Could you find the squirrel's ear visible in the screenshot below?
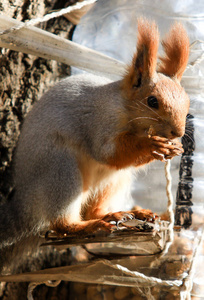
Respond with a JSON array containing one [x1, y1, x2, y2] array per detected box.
[[123, 18, 159, 90], [158, 23, 189, 81]]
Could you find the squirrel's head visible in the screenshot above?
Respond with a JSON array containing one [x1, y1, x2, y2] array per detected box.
[[121, 18, 190, 139]]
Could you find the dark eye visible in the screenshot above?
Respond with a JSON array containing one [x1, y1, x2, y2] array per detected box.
[[147, 96, 159, 109]]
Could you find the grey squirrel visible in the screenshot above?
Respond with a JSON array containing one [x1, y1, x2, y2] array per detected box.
[[0, 19, 190, 271]]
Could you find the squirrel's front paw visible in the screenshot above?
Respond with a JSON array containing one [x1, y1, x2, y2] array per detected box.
[[150, 136, 183, 161]]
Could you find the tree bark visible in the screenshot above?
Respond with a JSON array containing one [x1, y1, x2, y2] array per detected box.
[[0, 0, 77, 298]]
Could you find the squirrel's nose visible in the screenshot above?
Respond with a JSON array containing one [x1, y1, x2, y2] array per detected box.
[[170, 130, 179, 138], [160, 124, 185, 139], [155, 123, 185, 139], [170, 127, 185, 138]]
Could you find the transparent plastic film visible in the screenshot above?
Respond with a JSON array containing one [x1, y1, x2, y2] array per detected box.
[[73, 0, 204, 225], [72, 0, 204, 298]]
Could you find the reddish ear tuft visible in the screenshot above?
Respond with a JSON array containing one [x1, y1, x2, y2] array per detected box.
[[158, 23, 189, 81], [136, 18, 159, 78], [122, 18, 159, 93]]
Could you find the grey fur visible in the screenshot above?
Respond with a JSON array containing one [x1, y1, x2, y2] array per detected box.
[[0, 69, 189, 272], [0, 74, 128, 270], [0, 19, 191, 273]]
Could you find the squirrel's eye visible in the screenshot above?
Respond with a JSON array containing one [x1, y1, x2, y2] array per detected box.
[[147, 96, 159, 109]]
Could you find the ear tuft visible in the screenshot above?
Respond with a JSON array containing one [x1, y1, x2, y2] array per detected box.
[[122, 18, 159, 93], [158, 22, 189, 81], [136, 18, 159, 78]]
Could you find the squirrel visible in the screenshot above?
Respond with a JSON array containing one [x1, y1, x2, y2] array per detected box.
[[0, 19, 190, 271]]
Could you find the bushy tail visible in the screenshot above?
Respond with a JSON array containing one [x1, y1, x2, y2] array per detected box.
[[0, 200, 23, 249], [0, 199, 42, 273]]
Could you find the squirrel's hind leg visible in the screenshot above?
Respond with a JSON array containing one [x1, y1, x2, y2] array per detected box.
[[50, 218, 114, 236], [102, 209, 157, 224], [50, 209, 157, 237]]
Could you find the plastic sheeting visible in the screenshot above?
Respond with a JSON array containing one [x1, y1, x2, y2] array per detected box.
[[72, 2, 204, 296], [73, 0, 204, 216]]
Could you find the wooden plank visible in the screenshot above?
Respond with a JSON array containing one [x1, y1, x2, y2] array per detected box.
[[0, 15, 125, 77]]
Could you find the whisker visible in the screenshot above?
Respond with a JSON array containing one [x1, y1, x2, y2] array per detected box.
[[126, 95, 164, 120], [185, 128, 194, 134], [128, 116, 159, 123], [126, 104, 144, 112], [183, 132, 195, 144], [138, 100, 165, 121], [185, 128, 195, 136], [182, 134, 189, 144]]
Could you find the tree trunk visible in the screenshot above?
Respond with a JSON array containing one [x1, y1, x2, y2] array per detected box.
[[0, 0, 77, 298]]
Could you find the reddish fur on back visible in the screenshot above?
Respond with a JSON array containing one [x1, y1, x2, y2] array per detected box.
[[158, 22, 189, 81]]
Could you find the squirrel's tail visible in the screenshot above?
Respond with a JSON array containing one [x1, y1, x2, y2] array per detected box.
[[0, 197, 24, 249], [0, 197, 42, 274]]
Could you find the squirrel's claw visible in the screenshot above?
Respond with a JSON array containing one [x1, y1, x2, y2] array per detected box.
[[150, 136, 184, 161], [131, 209, 158, 222], [102, 211, 135, 223]]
